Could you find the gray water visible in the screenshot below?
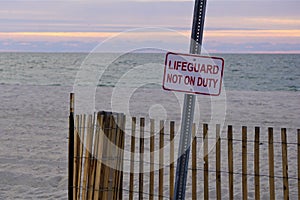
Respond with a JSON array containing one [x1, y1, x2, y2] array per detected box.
[[1, 53, 299, 92], [0, 53, 299, 199]]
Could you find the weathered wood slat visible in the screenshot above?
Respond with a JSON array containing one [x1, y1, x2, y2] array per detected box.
[[129, 117, 136, 200], [82, 115, 93, 200], [93, 113, 104, 200], [254, 127, 260, 200], [139, 118, 145, 200], [192, 123, 197, 200], [298, 129, 300, 200], [216, 124, 221, 200], [170, 121, 175, 200], [268, 127, 275, 200], [159, 120, 164, 200], [228, 125, 234, 200], [149, 119, 155, 200], [281, 128, 289, 200], [242, 126, 248, 200], [203, 124, 209, 200]]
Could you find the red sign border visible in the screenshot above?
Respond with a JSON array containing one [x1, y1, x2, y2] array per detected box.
[[162, 52, 225, 96]]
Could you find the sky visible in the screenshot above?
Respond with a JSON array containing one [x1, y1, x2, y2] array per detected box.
[[1, 0, 300, 53]]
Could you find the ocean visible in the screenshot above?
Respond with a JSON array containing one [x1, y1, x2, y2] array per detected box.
[[0, 53, 299, 199]]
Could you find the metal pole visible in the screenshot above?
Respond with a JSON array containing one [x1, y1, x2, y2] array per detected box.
[[174, 0, 207, 199], [69, 93, 74, 200]]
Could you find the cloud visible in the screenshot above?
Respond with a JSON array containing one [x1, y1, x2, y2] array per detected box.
[[0, 1, 194, 32], [1, 1, 299, 32], [0, 28, 299, 52], [1, 1, 299, 53]]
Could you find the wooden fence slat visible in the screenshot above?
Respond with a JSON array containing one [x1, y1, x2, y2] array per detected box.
[[281, 128, 289, 200], [268, 127, 275, 200], [298, 129, 300, 200], [113, 114, 125, 200], [228, 125, 234, 200], [98, 112, 107, 199], [139, 118, 145, 200], [254, 127, 260, 200], [104, 114, 115, 199], [82, 115, 93, 200], [115, 114, 125, 200], [69, 93, 74, 200], [203, 124, 209, 200], [108, 114, 117, 199], [108, 114, 116, 199], [111, 114, 120, 200], [216, 124, 221, 200], [159, 120, 164, 200], [87, 113, 96, 200], [112, 114, 122, 200], [73, 115, 80, 199], [119, 114, 126, 200], [170, 121, 175, 200], [149, 119, 155, 200], [111, 115, 118, 200], [192, 123, 197, 200], [100, 113, 113, 200], [75, 114, 82, 200], [129, 117, 136, 200], [93, 113, 104, 200], [77, 114, 86, 200], [242, 126, 248, 200]]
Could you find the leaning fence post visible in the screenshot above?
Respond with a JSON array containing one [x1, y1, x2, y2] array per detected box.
[[69, 93, 74, 200]]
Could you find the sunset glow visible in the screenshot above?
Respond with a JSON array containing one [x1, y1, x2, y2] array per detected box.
[[1, 1, 299, 52], [207, 30, 300, 38], [1, 29, 299, 41]]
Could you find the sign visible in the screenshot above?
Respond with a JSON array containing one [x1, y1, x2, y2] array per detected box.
[[163, 52, 224, 96]]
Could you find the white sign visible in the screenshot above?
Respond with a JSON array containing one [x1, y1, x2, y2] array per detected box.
[[163, 52, 224, 96]]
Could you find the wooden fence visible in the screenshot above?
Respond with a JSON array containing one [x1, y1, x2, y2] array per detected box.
[[69, 94, 300, 200]]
